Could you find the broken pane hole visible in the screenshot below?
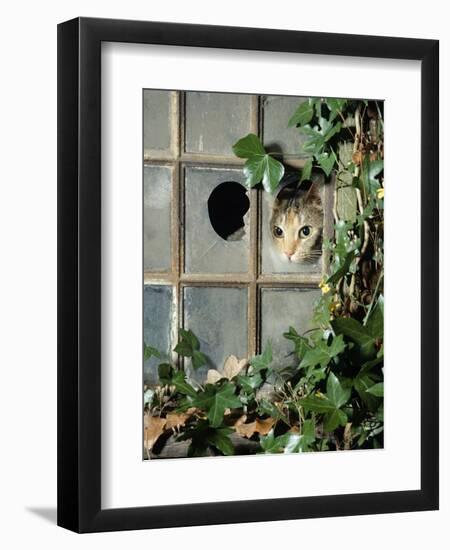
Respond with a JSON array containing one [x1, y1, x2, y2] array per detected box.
[[207, 181, 250, 241]]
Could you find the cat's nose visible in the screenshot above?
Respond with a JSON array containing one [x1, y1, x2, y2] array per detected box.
[[285, 251, 294, 260]]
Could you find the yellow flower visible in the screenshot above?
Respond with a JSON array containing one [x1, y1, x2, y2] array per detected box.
[[377, 187, 384, 200], [321, 283, 331, 294], [319, 277, 331, 295]]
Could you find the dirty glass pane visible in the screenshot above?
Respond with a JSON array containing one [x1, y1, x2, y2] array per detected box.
[[262, 95, 308, 157], [260, 187, 323, 274], [260, 288, 320, 370], [144, 165, 172, 272], [184, 166, 249, 273], [185, 92, 253, 156], [143, 90, 174, 155], [183, 287, 248, 381], [143, 285, 173, 384]]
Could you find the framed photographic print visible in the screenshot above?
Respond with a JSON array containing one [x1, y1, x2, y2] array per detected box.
[[57, 17, 439, 533]]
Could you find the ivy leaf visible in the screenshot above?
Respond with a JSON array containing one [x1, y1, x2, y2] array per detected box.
[[249, 342, 273, 372], [174, 329, 208, 370], [331, 317, 377, 359], [171, 370, 197, 398], [237, 372, 264, 393], [205, 428, 235, 456], [324, 409, 347, 432], [283, 327, 311, 360], [316, 151, 336, 177], [327, 250, 356, 285], [192, 350, 208, 370], [365, 295, 384, 339], [232, 133, 266, 157], [244, 155, 285, 194], [299, 334, 346, 369], [258, 398, 290, 425], [299, 394, 336, 413], [288, 100, 315, 127], [157, 363, 173, 384], [192, 383, 242, 428], [233, 134, 285, 194], [354, 373, 381, 411], [300, 158, 313, 183], [326, 372, 351, 409], [366, 382, 384, 397], [144, 344, 161, 361], [325, 98, 347, 122]]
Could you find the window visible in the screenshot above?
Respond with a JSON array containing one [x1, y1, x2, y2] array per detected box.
[[143, 90, 334, 384]]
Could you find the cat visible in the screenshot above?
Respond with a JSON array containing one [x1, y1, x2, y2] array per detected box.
[[268, 175, 323, 267]]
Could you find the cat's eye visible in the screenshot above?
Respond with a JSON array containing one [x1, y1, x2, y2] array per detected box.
[[273, 226, 284, 238], [299, 226, 311, 237]]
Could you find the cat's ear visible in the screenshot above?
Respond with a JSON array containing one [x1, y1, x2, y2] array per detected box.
[[304, 181, 322, 205]]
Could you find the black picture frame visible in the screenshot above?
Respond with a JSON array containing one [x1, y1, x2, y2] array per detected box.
[[57, 17, 439, 533]]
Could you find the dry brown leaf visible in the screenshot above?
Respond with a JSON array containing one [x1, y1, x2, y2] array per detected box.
[[352, 151, 362, 165], [144, 415, 166, 451], [206, 369, 222, 384], [223, 355, 247, 380], [255, 417, 275, 435], [165, 412, 189, 431], [234, 415, 275, 439]]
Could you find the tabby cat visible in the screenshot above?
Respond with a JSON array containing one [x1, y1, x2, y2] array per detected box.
[[268, 178, 323, 267]]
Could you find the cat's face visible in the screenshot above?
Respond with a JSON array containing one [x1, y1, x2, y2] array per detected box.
[[269, 185, 323, 264]]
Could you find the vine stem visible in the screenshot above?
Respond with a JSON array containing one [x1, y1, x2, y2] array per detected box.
[[363, 270, 384, 325]]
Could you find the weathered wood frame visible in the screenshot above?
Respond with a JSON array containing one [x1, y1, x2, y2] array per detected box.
[[143, 90, 334, 359]]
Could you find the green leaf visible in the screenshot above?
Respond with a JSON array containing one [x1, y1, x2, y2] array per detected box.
[[327, 250, 356, 285], [324, 408, 347, 432], [206, 428, 235, 456], [233, 134, 285, 194], [369, 159, 384, 181], [365, 295, 384, 339], [316, 151, 336, 177], [258, 399, 290, 425], [300, 158, 313, 183], [180, 328, 200, 350], [192, 383, 242, 428], [249, 342, 273, 372], [192, 350, 207, 370], [237, 372, 264, 393], [288, 100, 315, 127], [232, 133, 265, 158], [283, 327, 311, 360], [366, 382, 384, 397], [326, 372, 351, 408], [144, 344, 161, 361], [174, 329, 208, 369], [326, 98, 347, 122], [242, 153, 285, 194], [331, 317, 377, 359], [171, 370, 197, 398], [299, 395, 336, 414], [354, 373, 381, 410], [299, 334, 346, 369], [157, 363, 173, 384]]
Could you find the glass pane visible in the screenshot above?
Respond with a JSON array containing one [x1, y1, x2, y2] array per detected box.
[[260, 288, 320, 369], [144, 165, 172, 272], [143, 285, 173, 384], [184, 166, 250, 273], [143, 89, 175, 155], [185, 92, 253, 156], [183, 287, 248, 381], [261, 182, 324, 274], [262, 95, 308, 157]]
